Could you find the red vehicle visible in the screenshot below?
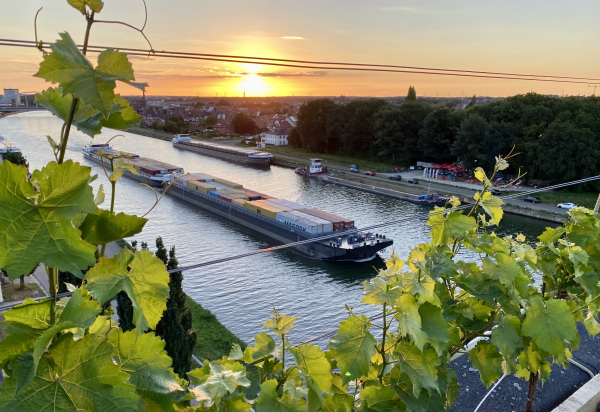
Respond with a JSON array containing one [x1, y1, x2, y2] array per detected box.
[[364, 171, 376, 176]]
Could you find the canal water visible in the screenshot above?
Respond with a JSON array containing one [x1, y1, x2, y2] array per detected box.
[[0, 111, 556, 344]]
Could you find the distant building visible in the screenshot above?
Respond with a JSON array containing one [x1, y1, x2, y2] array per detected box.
[[1, 89, 21, 106], [261, 129, 289, 146]]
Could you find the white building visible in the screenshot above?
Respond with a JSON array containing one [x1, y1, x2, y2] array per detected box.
[[261, 129, 289, 146]]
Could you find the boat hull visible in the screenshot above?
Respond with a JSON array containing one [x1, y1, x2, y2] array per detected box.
[[166, 184, 392, 262], [173, 142, 271, 168], [83, 152, 167, 187]]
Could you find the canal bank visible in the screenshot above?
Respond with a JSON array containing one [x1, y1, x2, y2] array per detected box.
[[273, 155, 567, 223]]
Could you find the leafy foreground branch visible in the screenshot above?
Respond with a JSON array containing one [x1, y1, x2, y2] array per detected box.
[[1, 1, 599, 411]]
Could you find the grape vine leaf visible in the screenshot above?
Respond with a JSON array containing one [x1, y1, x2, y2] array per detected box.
[[253, 379, 308, 412], [264, 313, 297, 336], [400, 272, 441, 307], [362, 276, 402, 306], [80, 209, 147, 244], [397, 294, 428, 351], [329, 315, 377, 385], [418, 303, 451, 355], [68, 0, 104, 14], [35, 88, 142, 137], [427, 210, 477, 245], [475, 191, 504, 225], [86, 249, 170, 333], [359, 383, 403, 411], [390, 366, 443, 412], [395, 341, 440, 397], [0, 334, 138, 412], [252, 331, 276, 360], [473, 167, 491, 186], [0, 160, 97, 278], [34, 33, 146, 118], [522, 296, 578, 356], [320, 374, 353, 412], [109, 329, 184, 411], [289, 344, 332, 392], [0, 299, 52, 367], [469, 341, 502, 386], [491, 315, 522, 358]]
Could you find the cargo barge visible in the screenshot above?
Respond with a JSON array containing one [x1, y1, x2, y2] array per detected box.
[[172, 134, 273, 168], [0, 135, 20, 154], [82, 143, 183, 187], [166, 172, 393, 262]]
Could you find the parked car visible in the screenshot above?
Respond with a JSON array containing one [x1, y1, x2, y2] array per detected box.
[[389, 174, 402, 181], [364, 171, 376, 176], [349, 165, 360, 173], [557, 202, 576, 209], [523, 196, 541, 203], [407, 178, 419, 184], [490, 189, 501, 195]]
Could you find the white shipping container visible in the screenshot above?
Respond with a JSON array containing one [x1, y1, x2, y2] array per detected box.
[[284, 210, 334, 232], [276, 212, 323, 234]]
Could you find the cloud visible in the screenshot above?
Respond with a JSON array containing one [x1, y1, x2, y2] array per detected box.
[[281, 36, 305, 40]]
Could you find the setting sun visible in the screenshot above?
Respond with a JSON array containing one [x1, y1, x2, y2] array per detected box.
[[239, 73, 267, 96]]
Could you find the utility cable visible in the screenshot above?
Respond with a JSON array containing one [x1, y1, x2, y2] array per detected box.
[[0, 39, 598, 85], [1, 174, 599, 314]]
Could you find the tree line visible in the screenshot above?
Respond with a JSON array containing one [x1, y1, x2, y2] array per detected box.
[[288, 92, 600, 187]]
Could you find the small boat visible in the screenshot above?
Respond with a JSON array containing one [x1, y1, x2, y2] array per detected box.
[[0, 135, 20, 154], [295, 158, 327, 176]]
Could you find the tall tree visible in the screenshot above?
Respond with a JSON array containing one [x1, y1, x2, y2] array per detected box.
[[295, 98, 336, 152], [418, 107, 463, 163], [155, 245, 197, 378], [232, 112, 259, 134], [406, 86, 417, 101]]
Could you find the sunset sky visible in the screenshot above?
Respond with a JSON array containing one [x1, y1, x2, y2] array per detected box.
[[1, 1, 599, 98]]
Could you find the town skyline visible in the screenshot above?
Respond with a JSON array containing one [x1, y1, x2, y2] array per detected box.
[[1, 1, 599, 98]]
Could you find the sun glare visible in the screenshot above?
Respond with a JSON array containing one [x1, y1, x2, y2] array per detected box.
[[239, 73, 267, 96]]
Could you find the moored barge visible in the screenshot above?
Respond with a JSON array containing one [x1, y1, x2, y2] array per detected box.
[[172, 134, 273, 168]]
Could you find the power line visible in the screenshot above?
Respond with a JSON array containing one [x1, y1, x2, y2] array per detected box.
[[1, 38, 598, 85]]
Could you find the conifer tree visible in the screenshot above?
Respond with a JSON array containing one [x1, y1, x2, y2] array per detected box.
[[155, 244, 198, 378], [406, 85, 417, 101]]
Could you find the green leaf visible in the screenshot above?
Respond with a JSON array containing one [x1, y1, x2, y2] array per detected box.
[[0, 160, 97, 278], [400, 272, 441, 307], [482, 254, 528, 290], [473, 167, 491, 185], [264, 313, 297, 336], [289, 344, 332, 391], [0, 333, 138, 412], [395, 341, 440, 397], [254, 379, 308, 412], [522, 296, 579, 357], [252, 331, 276, 360], [396, 294, 427, 351], [427, 210, 477, 245], [0, 299, 52, 367], [86, 249, 170, 333], [362, 276, 402, 306], [419, 303, 451, 355], [491, 315, 522, 358], [35, 88, 142, 137], [68, 0, 104, 14], [329, 315, 377, 385], [475, 191, 504, 225], [60, 285, 103, 326], [109, 329, 184, 411], [80, 210, 147, 244], [583, 311, 600, 337], [34, 33, 145, 117], [359, 383, 403, 411], [192, 362, 250, 406], [469, 341, 502, 386]]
